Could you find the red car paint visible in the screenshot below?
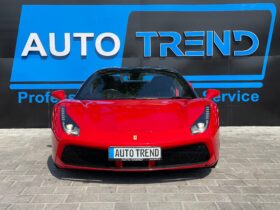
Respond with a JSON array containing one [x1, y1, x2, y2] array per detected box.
[[51, 68, 220, 171]]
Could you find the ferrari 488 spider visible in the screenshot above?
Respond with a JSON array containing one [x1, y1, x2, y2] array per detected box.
[[51, 68, 220, 171]]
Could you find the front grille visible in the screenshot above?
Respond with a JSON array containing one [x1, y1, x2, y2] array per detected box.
[[156, 144, 210, 167], [61, 146, 115, 168], [61, 144, 210, 169], [122, 161, 149, 168]]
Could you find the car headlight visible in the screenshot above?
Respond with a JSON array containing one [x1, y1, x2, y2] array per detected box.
[[191, 106, 210, 134], [60, 106, 80, 136]]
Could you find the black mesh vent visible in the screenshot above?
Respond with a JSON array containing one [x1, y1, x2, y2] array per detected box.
[[122, 161, 149, 168], [156, 144, 210, 167], [61, 145, 115, 168]]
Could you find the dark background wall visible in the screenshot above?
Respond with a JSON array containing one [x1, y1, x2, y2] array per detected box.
[[0, 0, 280, 128]]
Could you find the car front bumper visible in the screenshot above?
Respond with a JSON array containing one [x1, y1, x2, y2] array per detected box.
[[51, 131, 219, 172]]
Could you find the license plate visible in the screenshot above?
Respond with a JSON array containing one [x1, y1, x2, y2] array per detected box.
[[108, 147, 161, 161]]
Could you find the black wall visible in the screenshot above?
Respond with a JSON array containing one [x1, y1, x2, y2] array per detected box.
[[0, 0, 280, 127]]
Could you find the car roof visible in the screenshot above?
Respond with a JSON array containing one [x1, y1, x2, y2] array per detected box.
[[76, 67, 198, 99], [95, 67, 181, 75]]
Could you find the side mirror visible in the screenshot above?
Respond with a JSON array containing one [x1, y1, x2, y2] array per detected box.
[[205, 89, 220, 100], [51, 90, 66, 101]]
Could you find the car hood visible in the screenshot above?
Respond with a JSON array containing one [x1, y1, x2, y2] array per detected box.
[[65, 99, 206, 146], [85, 100, 189, 131]]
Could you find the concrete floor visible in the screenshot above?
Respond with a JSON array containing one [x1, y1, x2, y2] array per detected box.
[[0, 127, 279, 210]]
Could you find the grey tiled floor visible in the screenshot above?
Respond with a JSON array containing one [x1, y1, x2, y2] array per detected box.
[[0, 127, 280, 210]]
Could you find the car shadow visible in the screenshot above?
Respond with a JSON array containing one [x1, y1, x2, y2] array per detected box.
[[47, 156, 211, 184]]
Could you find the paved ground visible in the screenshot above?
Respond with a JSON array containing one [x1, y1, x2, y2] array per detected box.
[[0, 127, 279, 210]]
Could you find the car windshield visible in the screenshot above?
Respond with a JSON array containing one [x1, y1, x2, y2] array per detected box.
[[75, 69, 195, 100]]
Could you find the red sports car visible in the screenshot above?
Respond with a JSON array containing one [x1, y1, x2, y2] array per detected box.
[[51, 68, 220, 171]]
